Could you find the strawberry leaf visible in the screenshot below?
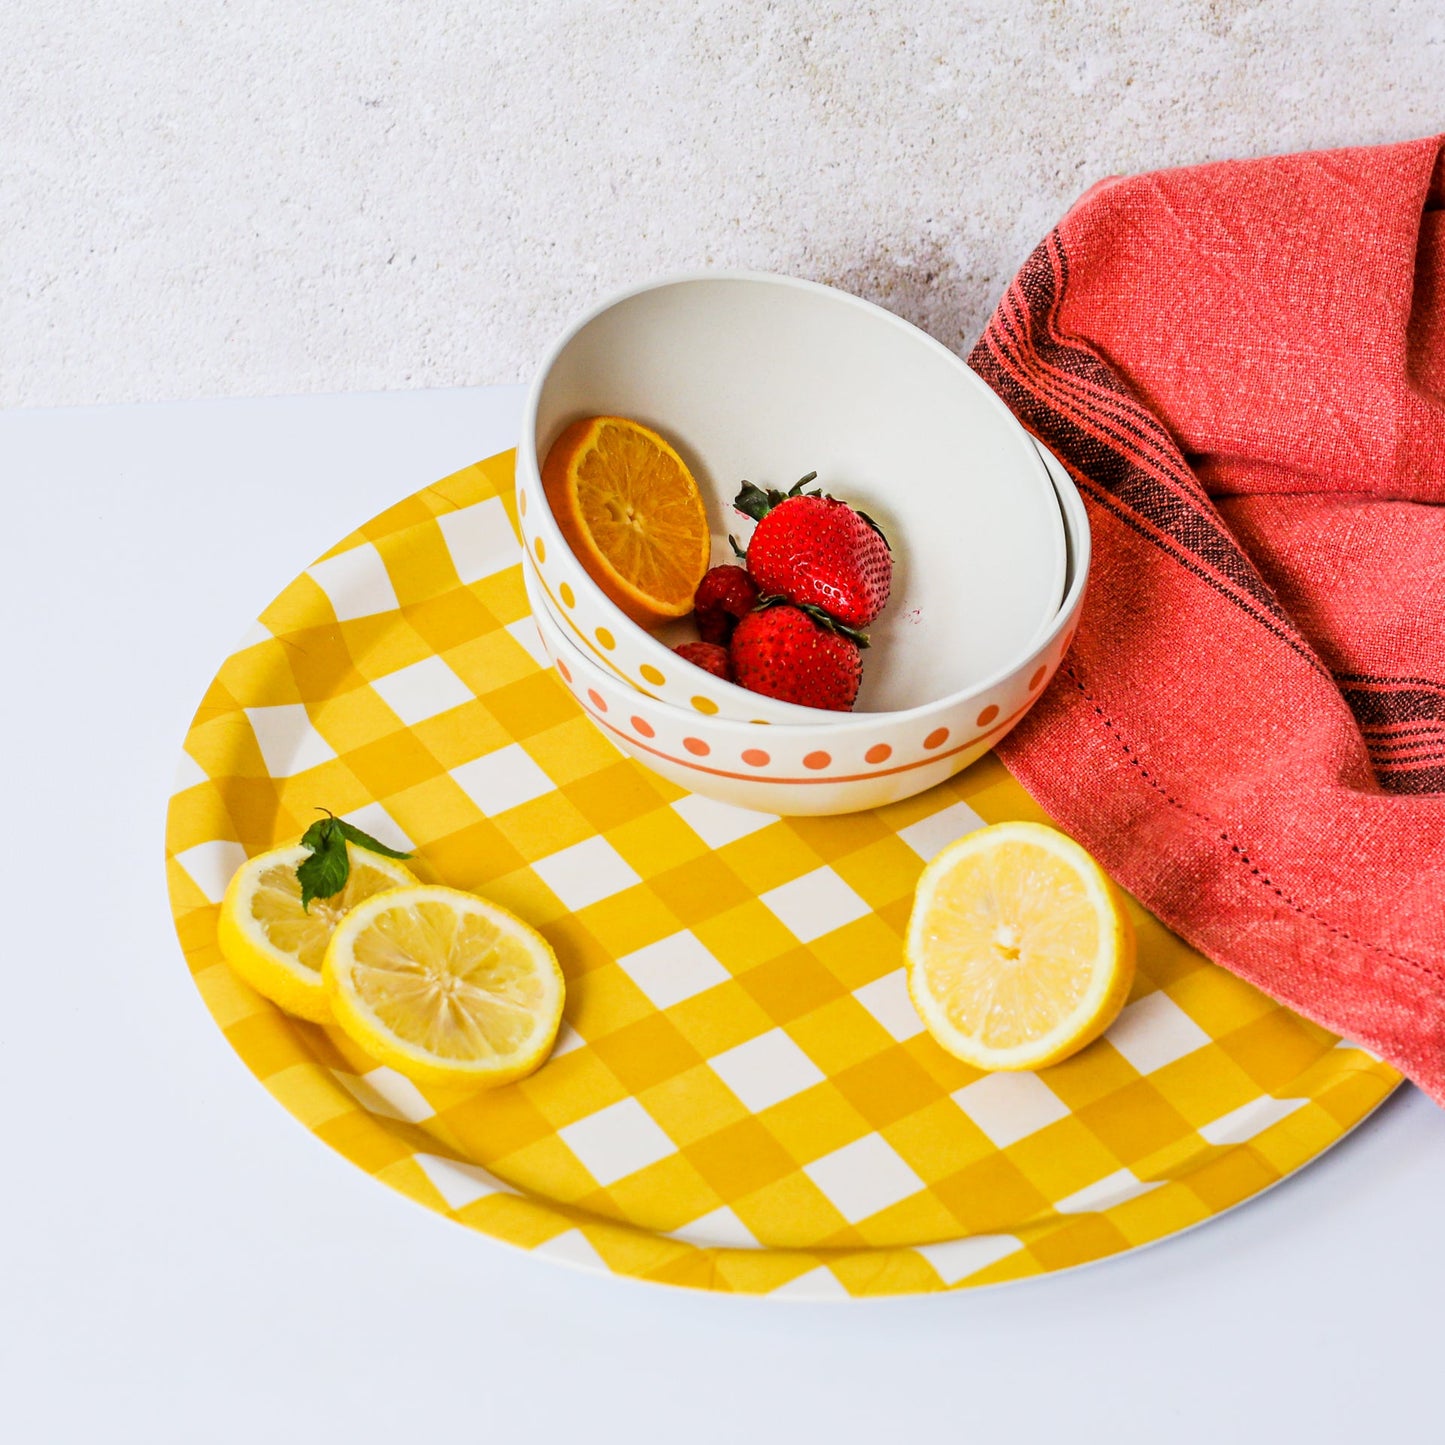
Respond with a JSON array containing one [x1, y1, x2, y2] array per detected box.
[[733, 481, 776, 522], [734, 472, 822, 522], [794, 601, 870, 648], [753, 594, 869, 648]]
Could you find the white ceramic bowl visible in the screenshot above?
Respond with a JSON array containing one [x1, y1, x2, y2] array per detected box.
[[521, 442, 1089, 816], [516, 271, 1066, 723]]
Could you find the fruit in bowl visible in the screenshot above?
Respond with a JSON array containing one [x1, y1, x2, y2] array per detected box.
[[521, 440, 1089, 818], [668, 472, 894, 712], [728, 601, 863, 712], [734, 472, 892, 630], [542, 411, 897, 714], [522, 417, 1089, 817], [519, 273, 1068, 726], [540, 415, 711, 628], [692, 564, 758, 644]]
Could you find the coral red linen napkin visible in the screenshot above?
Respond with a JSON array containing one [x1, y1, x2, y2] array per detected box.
[[970, 135, 1445, 1101]]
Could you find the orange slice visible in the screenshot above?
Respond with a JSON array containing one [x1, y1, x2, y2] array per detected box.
[[541, 416, 712, 628]]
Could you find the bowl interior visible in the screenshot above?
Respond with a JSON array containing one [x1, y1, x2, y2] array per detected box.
[[533, 275, 1065, 712]]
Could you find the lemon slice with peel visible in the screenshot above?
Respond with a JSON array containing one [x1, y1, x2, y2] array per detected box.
[[905, 821, 1136, 1071], [322, 885, 565, 1089], [218, 842, 418, 1022]]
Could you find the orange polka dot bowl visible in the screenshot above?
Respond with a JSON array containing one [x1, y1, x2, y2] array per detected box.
[[522, 439, 1087, 817], [515, 271, 1070, 725]]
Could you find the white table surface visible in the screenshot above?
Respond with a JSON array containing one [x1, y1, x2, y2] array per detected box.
[[3, 386, 1442, 1444]]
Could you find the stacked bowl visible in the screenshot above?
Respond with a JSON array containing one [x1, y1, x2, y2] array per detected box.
[[515, 272, 1088, 816]]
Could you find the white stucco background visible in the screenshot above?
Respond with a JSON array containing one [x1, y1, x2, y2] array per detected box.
[[4, 1, 1442, 409]]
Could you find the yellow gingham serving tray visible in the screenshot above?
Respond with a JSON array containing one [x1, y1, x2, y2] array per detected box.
[[165, 451, 1401, 1297]]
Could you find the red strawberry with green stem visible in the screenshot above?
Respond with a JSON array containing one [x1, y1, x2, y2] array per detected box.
[[728, 598, 864, 712], [734, 473, 892, 630]]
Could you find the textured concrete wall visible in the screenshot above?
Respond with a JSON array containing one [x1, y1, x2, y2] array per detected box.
[[4, 1, 1441, 408]]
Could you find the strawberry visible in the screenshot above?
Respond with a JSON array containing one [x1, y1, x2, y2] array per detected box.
[[728, 601, 862, 711], [693, 564, 759, 644], [674, 641, 733, 681], [735, 473, 892, 630]]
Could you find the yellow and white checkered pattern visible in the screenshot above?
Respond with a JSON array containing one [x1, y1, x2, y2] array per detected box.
[[165, 451, 1400, 1297]]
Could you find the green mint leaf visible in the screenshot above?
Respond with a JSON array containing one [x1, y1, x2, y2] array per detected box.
[[298, 831, 349, 912], [293, 808, 410, 912], [336, 818, 413, 860], [299, 814, 338, 853]]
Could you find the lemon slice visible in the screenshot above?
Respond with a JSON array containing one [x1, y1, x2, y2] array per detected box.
[[905, 821, 1136, 1071], [322, 885, 565, 1089], [217, 842, 418, 1022]]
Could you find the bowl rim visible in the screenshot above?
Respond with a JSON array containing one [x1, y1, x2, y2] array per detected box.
[[522, 440, 1091, 737], [516, 267, 1069, 720]]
